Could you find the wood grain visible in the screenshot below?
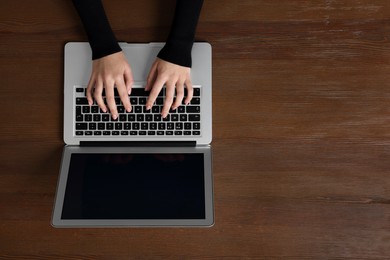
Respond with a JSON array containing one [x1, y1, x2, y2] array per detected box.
[[1, 0, 390, 259]]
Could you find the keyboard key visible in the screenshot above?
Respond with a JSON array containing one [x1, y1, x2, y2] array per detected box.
[[76, 87, 84, 93], [124, 123, 131, 130], [137, 114, 144, 121], [157, 131, 164, 135], [193, 88, 200, 96], [175, 122, 183, 130], [193, 131, 201, 135], [175, 131, 183, 135], [145, 114, 153, 121], [158, 123, 166, 130], [75, 131, 83, 136], [191, 97, 200, 104], [135, 106, 142, 113], [184, 131, 191, 135], [85, 114, 92, 121], [178, 106, 185, 113], [85, 131, 92, 135], [121, 131, 129, 135], [76, 114, 83, 121], [132, 123, 140, 130], [112, 131, 120, 136], [166, 131, 173, 135], [148, 131, 156, 135], [189, 114, 200, 121], [139, 98, 147, 105], [184, 123, 192, 129], [131, 88, 149, 96], [193, 123, 200, 129], [102, 114, 110, 121], [139, 131, 146, 135], [143, 106, 151, 113], [171, 114, 178, 121], [167, 123, 174, 130], [94, 131, 102, 135], [150, 123, 157, 130], [187, 106, 200, 113], [154, 114, 162, 121], [76, 106, 82, 115], [82, 106, 90, 113], [115, 123, 122, 130], [106, 123, 114, 130], [93, 114, 101, 121], [91, 106, 99, 113], [128, 114, 135, 121], [117, 106, 125, 113], [98, 123, 105, 130], [130, 131, 137, 135], [76, 97, 88, 105], [119, 114, 127, 121], [89, 123, 96, 130], [130, 97, 138, 104], [76, 123, 88, 130], [152, 106, 160, 113], [156, 98, 164, 105], [103, 131, 111, 135], [141, 123, 148, 130], [180, 114, 187, 121]]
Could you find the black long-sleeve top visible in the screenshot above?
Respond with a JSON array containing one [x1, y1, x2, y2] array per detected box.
[[72, 0, 203, 68]]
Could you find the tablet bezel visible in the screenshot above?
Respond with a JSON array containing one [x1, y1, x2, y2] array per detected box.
[[52, 145, 213, 227]]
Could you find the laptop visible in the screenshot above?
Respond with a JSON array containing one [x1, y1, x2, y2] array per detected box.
[[52, 42, 213, 227]]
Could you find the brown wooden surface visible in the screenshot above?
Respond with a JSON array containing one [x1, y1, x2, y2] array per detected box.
[[1, 0, 390, 259]]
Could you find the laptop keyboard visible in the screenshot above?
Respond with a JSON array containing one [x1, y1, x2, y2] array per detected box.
[[74, 86, 201, 137]]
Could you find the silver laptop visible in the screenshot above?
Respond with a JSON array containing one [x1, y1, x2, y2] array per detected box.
[[52, 42, 213, 227]]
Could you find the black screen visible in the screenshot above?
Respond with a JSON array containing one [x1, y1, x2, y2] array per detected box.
[[61, 153, 205, 219]]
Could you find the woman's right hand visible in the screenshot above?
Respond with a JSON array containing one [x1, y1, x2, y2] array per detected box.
[[86, 51, 134, 120]]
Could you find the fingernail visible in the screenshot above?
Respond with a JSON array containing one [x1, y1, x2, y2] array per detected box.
[[146, 105, 151, 110], [113, 114, 117, 120], [127, 106, 131, 112]]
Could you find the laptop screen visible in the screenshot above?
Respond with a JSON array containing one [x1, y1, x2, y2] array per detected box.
[[61, 153, 205, 220]]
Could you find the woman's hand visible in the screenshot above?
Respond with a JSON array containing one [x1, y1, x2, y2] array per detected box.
[[86, 51, 133, 120], [145, 58, 193, 118]]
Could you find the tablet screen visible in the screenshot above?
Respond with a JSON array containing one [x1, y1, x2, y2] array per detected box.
[[61, 153, 205, 220]]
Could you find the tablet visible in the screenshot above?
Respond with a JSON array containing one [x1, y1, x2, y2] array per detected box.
[[52, 146, 213, 227]]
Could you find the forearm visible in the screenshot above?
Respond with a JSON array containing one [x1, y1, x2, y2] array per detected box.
[[72, 0, 121, 60], [157, 0, 204, 68]]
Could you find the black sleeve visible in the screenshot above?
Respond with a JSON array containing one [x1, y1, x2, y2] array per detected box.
[[72, 0, 203, 66], [72, 0, 122, 60], [157, 0, 204, 68]]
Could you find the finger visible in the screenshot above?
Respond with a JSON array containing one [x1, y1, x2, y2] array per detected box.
[[162, 83, 175, 118], [116, 77, 132, 112], [172, 81, 184, 110], [86, 76, 95, 106], [105, 81, 118, 119], [124, 66, 133, 95], [145, 61, 158, 91], [184, 78, 193, 105], [146, 76, 166, 110], [93, 78, 107, 112]]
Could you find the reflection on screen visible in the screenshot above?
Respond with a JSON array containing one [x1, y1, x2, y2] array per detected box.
[[61, 153, 205, 220]]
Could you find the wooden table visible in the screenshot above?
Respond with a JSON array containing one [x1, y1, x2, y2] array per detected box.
[[1, 0, 389, 258]]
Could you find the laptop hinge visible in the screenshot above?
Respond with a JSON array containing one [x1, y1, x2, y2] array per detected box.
[[80, 141, 196, 147]]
